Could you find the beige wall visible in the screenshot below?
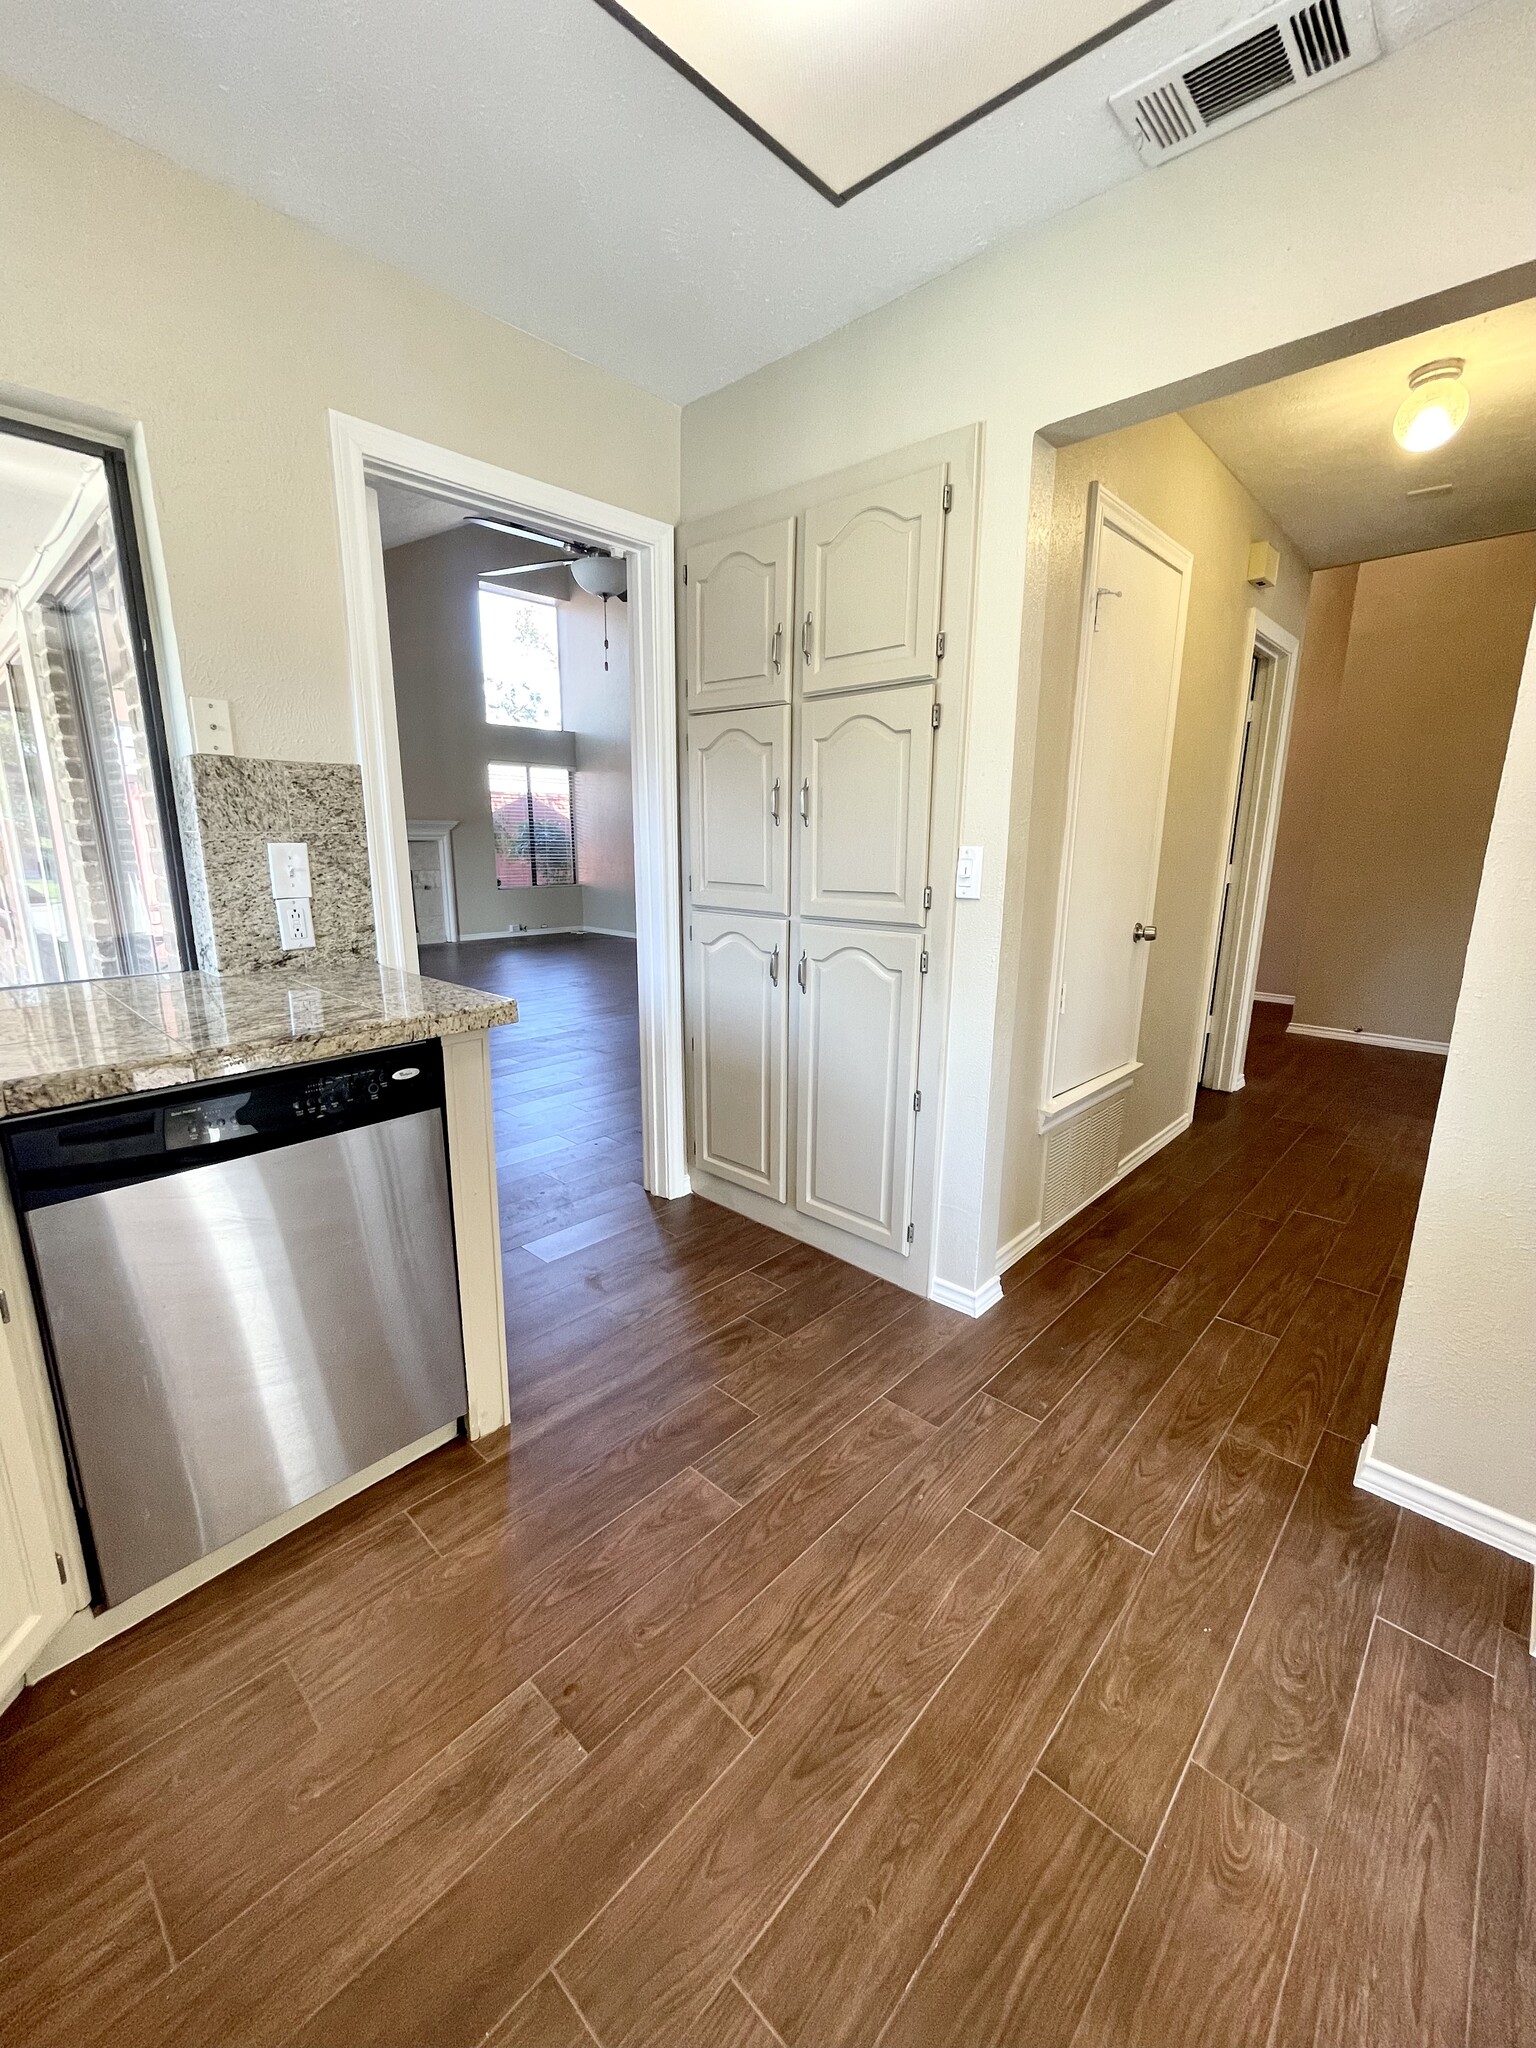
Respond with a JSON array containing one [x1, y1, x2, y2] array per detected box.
[[0, 76, 677, 777], [1370, 605, 1536, 1532], [998, 414, 1310, 1250], [681, 0, 1536, 1299], [1265, 535, 1536, 1046], [1255, 564, 1357, 999], [382, 528, 634, 938]]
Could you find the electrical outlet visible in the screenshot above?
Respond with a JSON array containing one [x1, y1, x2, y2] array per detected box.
[[268, 842, 312, 898], [275, 897, 315, 949]]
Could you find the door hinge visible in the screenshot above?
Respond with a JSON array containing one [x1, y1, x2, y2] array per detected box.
[[931, 702, 941, 729], [0, 1288, 9, 1324], [913, 1088, 922, 1113], [906, 1221, 915, 1244], [55, 1551, 67, 1585], [942, 482, 953, 513], [920, 949, 929, 975], [923, 884, 932, 912], [935, 631, 946, 663]]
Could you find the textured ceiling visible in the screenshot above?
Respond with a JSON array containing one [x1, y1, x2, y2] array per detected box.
[[0, 0, 1492, 403], [1184, 296, 1536, 567]]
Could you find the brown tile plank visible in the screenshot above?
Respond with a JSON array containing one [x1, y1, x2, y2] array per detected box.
[[878, 1772, 1142, 2048], [1325, 1274, 1400, 1445], [1142, 1212, 1278, 1340], [1076, 1320, 1273, 1551], [1378, 1511, 1507, 1676], [738, 1513, 1144, 2045], [1294, 1139, 1379, 1225], [1319, 1165, 1420, 1295], [1041, 1440, 1298, 1850], [538, 1399, 933, 1747], [677, 1981, 782, 2048], [1196, 1430, 1398, 1839], [560, 1512, 1034, 2048], [970, 1317, 1195, 1550], [692, 1393, 1035, 1731], [1505, 1557, 1534, 1639], [985, 1256, 1173, 1419], [1060, 1164, 1195, 1273], [285, 1669, 746, 2048], [1070, 1766, 1312, 2048], [749, 1253, 891, 1338], [485, 1977, 594, 2048], [110, 1683, 581, 2048], [0, 1863, 171, 2048], [1470, 1627, 1536, 2048], [717, 1284, 928, 1418], [1220, 1210, 1339, 1338], [1240, 1125, 1346, 1223], [1271, 1622, 1490, 2048], [1227, 1279, 1375, 1466], [1133, 1122, 1307, 1269], [886, 1254, 1100, 1425]]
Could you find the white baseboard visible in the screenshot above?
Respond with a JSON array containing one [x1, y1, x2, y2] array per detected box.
[[996, 1223, 1044, 1276], [1356, 1427, 1536, 1572], [1253, 991, 1295, 1006], [929, 1274, 1005, 1319], [581, 925, 638, 940], [994, 1110, 1193, 1283], [449, 925, 635, 944], [1287, 1021, 1450, 1056], [1119, 1111, 1194, 1178]]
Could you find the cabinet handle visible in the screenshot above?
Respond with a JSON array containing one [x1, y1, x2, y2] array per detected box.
[[802, 612, 813, 663], [799, 777, 810, 824], [770, 777, 780, 824], [797, 951, 807, 992], [769, 944, 779, 986], [771, 623, 783, 674]]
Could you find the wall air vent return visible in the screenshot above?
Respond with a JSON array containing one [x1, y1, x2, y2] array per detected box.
[[1111, 0, 1379, 166]]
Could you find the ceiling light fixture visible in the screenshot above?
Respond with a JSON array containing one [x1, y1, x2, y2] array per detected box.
[[1392, 358, 1470, 453]]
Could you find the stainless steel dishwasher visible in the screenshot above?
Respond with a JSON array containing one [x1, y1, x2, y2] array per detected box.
[[4, 1041, 467, 1607]]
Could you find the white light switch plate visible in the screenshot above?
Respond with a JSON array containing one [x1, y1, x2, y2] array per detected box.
[[267, 841, 312, 898], [188, 696, 234, 755], [955, 844, 984, 899]]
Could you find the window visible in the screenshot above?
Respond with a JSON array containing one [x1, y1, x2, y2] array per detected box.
[[0, 418, 188, 988], [479, 584, 562, 730], [489, 764, 576, 888]]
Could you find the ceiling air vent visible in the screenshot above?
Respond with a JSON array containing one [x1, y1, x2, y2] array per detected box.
[[1111, 0, 1380, 166]]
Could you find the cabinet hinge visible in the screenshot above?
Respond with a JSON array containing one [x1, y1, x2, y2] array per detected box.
[[923, 884, 933, 912], [942, 482, 953, 513], [906, 1222, 915, 1244], [683, 562, 688, 583], [920, 949, 929, 975], [931, 702, 941, 729], [935, 631, 946, 663], [0, 1288, 9, 1324], [913, 1088, 922, 1113], [55, 1551, 67, 1585]]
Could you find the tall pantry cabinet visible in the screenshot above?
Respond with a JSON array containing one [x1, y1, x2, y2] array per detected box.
[[680, 435, 974, 1281]]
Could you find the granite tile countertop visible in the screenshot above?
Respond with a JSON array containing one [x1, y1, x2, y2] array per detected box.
[[0, 962, 518, 1116]]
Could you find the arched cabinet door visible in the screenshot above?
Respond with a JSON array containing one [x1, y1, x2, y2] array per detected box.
[[801, 465, 947, 696], [794, 923, 923, 1253], [685, 520, 795, 710], [687, 706, 790, 914], [688, 910, 789, 1201], [798, 683, 934, 926]]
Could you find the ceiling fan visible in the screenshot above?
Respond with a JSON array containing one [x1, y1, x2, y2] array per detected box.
[[466, 515, 627, 598]]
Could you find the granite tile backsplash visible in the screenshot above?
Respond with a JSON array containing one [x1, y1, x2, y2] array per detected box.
[[175, 754, 376, 973]]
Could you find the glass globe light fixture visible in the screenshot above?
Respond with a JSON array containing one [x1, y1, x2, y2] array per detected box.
[[1393, 358, 1470, 453]]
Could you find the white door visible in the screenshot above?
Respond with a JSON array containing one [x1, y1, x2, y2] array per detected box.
[[690, 911, 789, 1200], [408, 839, 450, 944], [801, 465, 947, 696], [1044, 485, 1191, 1117], [799, 683, 935, 926], [685, 519, 795, 710], [0, 1320, 71, 1700], [688, 707, 790, 914], [795, 923, 923, 1252]]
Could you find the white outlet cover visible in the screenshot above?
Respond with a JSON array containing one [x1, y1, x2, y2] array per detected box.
[[267, 841, 312, 898], [275, 897, 315, 949], [955, 844, 983, 899]]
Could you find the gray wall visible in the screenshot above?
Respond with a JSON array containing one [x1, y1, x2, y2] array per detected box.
[[382, 526, 634, 939]]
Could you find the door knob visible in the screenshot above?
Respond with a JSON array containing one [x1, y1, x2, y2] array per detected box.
[[1133, 922, 1158, 942]]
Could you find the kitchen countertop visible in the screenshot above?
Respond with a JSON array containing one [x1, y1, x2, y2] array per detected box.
[[0, 961, 518, 1116]]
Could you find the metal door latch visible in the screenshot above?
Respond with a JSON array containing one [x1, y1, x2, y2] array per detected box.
[[1133, 922, 1159, 942]]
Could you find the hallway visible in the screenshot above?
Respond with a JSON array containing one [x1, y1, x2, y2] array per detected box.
[[1, 1004, 1528, 2048]]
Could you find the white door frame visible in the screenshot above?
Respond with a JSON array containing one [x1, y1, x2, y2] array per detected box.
[[1039, 482, 1193, 1130], [1198, 607, 1303, 1095], [405, 819, 460, 943], [328, 411, 689, 1198]]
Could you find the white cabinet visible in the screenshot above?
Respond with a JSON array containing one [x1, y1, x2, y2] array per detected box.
[[689, 911, 789, 1202], [795, 923, 924, 1252], [0, 1317, 70, 1700], [685, 519, 795, 710], [801, 465, 947, 696], [687, 706, 790, 914], [799, 683, 935, 926]]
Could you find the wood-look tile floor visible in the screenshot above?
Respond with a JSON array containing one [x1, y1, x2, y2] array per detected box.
[[4, 994, 1533, 2047]]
